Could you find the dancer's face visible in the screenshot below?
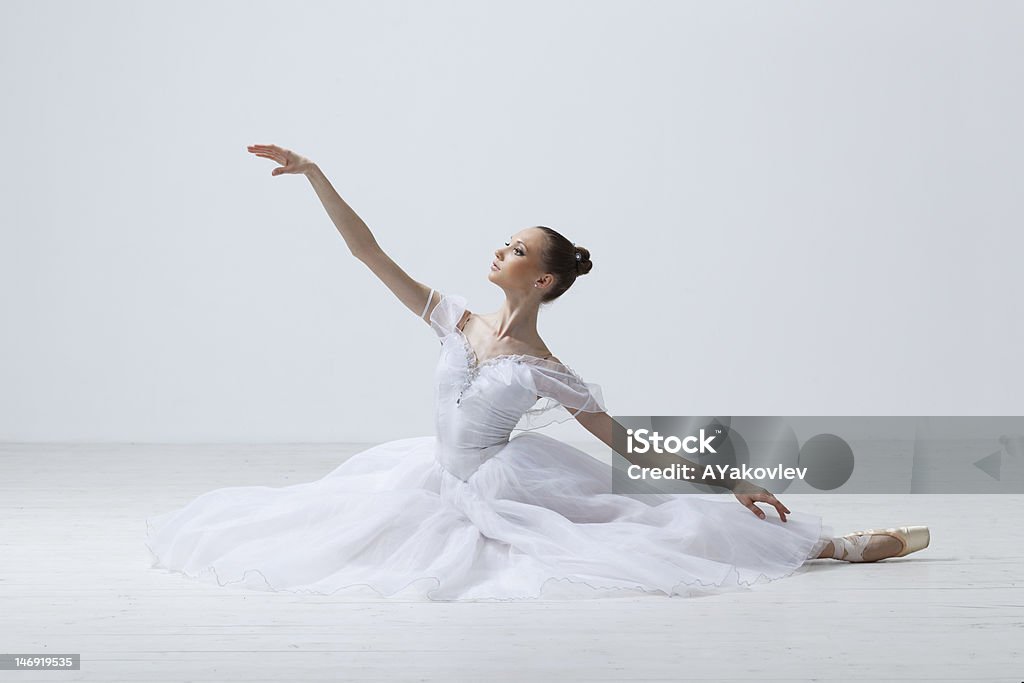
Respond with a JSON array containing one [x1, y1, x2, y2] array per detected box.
[[488, 227, 554, 294]]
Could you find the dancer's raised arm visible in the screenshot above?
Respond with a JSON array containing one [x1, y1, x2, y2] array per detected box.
[[246, 144, 438, 321]]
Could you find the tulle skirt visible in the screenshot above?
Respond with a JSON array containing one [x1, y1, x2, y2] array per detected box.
[[144, 432, 832, 601]]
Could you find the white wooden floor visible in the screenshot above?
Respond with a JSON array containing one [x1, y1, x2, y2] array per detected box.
[[1, 443, 1021, 682]]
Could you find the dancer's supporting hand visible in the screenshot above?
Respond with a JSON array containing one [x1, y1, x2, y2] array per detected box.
[[246, 144, 317, 176], [732, 480, 790, 522]]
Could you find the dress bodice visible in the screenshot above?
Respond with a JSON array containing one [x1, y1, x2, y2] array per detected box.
[[428, 292, 606, 479]]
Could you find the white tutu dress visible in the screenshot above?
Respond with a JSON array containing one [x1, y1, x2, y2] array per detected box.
[[145, 291, 832, 600]]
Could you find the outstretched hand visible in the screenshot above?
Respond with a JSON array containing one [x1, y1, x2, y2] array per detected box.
[[732, 480, 790, 522], [246, 144, 316, 176]]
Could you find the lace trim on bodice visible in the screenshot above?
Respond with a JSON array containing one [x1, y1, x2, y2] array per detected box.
[[450, 323, 593, 404], [452, 327, 541, 405], [430, 291, 606, 428]]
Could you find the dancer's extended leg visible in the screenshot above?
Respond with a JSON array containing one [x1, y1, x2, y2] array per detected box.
[[810, 526, 930, 563]]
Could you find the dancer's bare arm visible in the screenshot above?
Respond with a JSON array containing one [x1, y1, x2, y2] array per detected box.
[[246, 144, 439, 322], [573, 410, 790, 521]]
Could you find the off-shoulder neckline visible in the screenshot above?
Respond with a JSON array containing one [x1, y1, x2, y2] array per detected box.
[[453, 321, 557, 372], [436, 293, 582, 377]]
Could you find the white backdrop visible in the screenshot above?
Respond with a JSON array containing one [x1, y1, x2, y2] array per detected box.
[[1, 0, 1021, 443]]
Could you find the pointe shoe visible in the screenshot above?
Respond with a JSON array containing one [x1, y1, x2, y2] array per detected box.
[[831, 525, 930, 562]]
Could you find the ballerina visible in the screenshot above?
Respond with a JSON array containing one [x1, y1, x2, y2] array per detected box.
[[143, 144, 930, 600]]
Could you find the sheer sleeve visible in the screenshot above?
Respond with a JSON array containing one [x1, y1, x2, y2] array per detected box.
[[427, 292, 470, 342], [512, 358, 607, 433]]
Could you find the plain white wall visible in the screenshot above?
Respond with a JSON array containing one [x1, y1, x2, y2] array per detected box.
[[1, 0, 1021, 443]]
